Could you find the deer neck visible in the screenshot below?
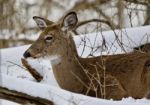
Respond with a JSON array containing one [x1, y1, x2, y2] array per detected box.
[[50, 35, 87, 92], [50, 35, 79, 66]]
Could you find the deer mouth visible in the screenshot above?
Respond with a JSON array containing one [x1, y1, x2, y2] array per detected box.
[[33, 54, 43, 58], [32, 53, 48, 59], [24, 52, 45, 59]]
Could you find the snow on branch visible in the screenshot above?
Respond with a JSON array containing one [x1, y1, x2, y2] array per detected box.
[[21, 58, 43, 82], [0, 87, 54, 105]]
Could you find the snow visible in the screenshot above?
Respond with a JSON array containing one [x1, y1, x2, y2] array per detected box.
[[1, 74, 150, 105], [74, 25, 150, 57], [1, 26, 150, 105]]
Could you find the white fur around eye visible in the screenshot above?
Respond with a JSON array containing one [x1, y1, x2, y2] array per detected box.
[[44, 35, 53, 43]]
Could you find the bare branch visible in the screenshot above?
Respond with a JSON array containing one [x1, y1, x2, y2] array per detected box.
[[77, 19, 112, 29], [124, 0, 150, 7], [0, 87, 54, 105], [95, 8, 119, 29], [74, 19, 114, 35], [71, 0, 110, 11]]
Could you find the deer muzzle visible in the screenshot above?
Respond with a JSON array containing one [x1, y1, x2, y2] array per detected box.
[[23, 51, 31, 58]]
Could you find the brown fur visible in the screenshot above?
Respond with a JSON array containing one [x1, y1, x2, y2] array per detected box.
[[24, 12, 150, 100], [134, 43, 150, 53]]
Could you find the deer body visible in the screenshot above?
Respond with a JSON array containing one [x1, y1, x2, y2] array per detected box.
[[82, 54, 150, 98], [23, 12, 150, 100]]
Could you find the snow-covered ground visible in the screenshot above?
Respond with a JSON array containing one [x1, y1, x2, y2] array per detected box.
[[1, 26, 150, 105]]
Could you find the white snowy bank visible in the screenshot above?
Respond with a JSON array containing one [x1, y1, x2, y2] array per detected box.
[[1, 74, 150, 105]]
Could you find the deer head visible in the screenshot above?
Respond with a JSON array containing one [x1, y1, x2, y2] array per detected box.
[[23, 12, 78, 59]]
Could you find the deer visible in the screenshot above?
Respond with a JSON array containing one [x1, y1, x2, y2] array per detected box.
[[134, 43, 150, 53], [23, 11, 150, 100]]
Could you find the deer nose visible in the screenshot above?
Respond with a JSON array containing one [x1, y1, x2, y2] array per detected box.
[[23, 51, 31, 58]]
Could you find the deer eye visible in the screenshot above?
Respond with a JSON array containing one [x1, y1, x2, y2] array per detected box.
[[44, 35, 53, 43]]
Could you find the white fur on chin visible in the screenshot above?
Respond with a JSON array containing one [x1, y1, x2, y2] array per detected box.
[[45, 55, 61, 65]]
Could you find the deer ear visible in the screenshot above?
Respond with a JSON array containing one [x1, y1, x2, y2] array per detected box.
[[61, 12, 78, 31], [33, 16, 54, 30]]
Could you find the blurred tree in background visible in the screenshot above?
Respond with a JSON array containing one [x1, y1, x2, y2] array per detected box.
[[0, 0, 150, 48]]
